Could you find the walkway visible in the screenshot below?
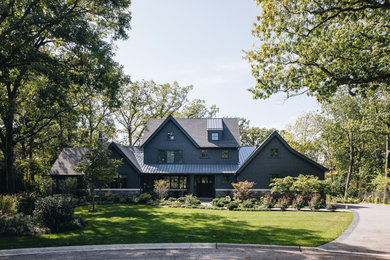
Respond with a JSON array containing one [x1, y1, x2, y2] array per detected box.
[[320, 203, 390, 255]]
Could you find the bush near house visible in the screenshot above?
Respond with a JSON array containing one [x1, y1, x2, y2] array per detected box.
[[231, 181, 255, 201]]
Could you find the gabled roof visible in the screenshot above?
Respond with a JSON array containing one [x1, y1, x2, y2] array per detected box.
[[141, 116, 200, 148], [236, 131, 328, 173], [141, 116, 241, 148], [48, 148, 88, 176], [108, 142, 142, 173]]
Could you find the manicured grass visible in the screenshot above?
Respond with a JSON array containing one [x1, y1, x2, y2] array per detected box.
[[0, 204, 353, 249]]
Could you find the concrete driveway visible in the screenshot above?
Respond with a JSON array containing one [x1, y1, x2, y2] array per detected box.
[[320, 203, 390, 255], [1, 203, 390, 259]]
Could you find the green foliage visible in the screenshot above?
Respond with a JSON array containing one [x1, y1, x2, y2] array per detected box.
[[227, 201, 239, 210], [375, 197, 380, 204], [16, 192, 38, 215], [34, 176, 54, 197], [153, 179, 169, 200], [239, 118, 275, 146], [292, 196, 305, 211], [262, 195, 275, 209], [247, 0, 390, 100], [371, 175, 390, 193], [57, 178, 79, 196], [0, 195, 18, 214], [183, 195, 201, 206], [242, 200, 254, 208], [270, 176, 294, 197], [0, 214, 47, 236], [326, 204, 337, 212], [277, 197, 289, 211], [33, 195, 80, 233], [135, 193, 153, 204], [212, 197, 229, 207], [308, 194, 324, 211], [291, 175, 322, 199]]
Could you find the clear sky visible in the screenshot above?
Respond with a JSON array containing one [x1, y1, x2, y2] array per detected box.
[[114, 0, 320, 129]]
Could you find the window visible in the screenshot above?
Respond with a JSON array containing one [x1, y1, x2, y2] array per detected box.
[[201, 149, 208, 158], [270, 148, 279, 158], [221, 149, 229, 159], [158, 150, 183, 164], [211, 132, 219, 141], [222, 176, 229, 184], [164, 176, 187, 189], [167, 132, 175, 140]]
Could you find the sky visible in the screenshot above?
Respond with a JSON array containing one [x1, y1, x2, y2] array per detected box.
[[114, 0, 320, 130]]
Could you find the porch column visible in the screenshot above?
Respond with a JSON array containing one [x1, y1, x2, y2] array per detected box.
[[189, 175, 194, 194]]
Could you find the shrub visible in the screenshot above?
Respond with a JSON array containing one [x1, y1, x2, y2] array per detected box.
[[242, 200, 254, 208], [153, 179, 170, 200], [213, 197, 229, 207], [0, 195, 17, 214], [225, 196, 232, 202], [249, 198, 258, 205], [17, 192, 37, 215], [211, 198, 219, 206], [177, 196, 186, 203], [227, 201, 239, 210], [0, 214, 48, 236], [309, 194, 323, 211], [375, 197, 380, 204], [232, 181, 255, 201], [270, 176, 294, 197], [57, 178, 79, 195], [135, 193, 153, 204], [326, 203, 337, 212], [184, 194, 201, 205], [33, 195, 79, 233], [34, 176, 54, 197], [277, 197, 289, 211], [168, 197, 177, 202], [293, 195, 305, 210], [291, 174, 322, 201], [262, 195, 275, 209], [367, 195, 373, 203]]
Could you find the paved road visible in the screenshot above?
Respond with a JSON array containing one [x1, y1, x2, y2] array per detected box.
[[1, 204, 390, 259], [320, 203, 390, 255]]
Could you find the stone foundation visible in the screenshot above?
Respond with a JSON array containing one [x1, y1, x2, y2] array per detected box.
[[215, 189, 271, 198], [95, 188, 141, 198]]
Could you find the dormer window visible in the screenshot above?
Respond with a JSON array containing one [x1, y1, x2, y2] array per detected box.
[[211, 132, 219, 141], [167, 132, 175, 141]]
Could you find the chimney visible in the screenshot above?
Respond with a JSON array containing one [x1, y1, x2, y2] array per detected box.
[[98, 130, 106, 147]]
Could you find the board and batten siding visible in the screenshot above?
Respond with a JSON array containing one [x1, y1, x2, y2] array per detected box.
[[143, 120, 239, 164], [110, 148, 140, 189], [238, 136, 325, 189]]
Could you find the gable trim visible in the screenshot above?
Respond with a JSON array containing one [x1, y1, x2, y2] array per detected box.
[[140, 115, 200, 148], [236, 131, 328, 174], [108, 142, 141, 174]]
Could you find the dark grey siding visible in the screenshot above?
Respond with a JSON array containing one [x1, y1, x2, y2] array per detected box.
[[144, 120, 239, 164], [110, 148, 140, 189], [238, 137, 325, 189], [215, 174, 236, 189]]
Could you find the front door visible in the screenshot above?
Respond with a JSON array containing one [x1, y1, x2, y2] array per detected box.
[[195, 175, 214, 197]]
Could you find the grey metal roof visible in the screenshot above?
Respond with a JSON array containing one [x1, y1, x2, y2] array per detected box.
[[112, 144, 142, 172], [141, 117, 241, 148], [239, 146, 256, 165], [48, 148, 88, 175], [207, 118, 223, 130]]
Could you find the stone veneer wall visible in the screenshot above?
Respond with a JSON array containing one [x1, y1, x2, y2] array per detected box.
[[215, 189, 271, 198], [95, 188, 141, 198]]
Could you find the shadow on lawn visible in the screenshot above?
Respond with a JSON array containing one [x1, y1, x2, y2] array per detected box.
[[0, 205, 332, 249]]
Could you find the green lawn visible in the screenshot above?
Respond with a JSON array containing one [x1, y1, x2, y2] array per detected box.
[[0, 204, 353, 249]]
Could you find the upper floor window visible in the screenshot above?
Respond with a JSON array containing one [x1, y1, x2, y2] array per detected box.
[[167, 132, 175, 141], [270, 148, 279, 158], [211, 132, 219, 141], [221, 149, 229, 159], [201, 149, 208, 158], [158, 150, 183, 164]]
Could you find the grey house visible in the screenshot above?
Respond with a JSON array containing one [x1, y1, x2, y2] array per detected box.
[[49, 116, 327, 198]]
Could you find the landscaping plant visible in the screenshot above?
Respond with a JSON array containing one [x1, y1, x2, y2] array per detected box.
[[153, 179, 170, 200], [292, 195, 305, 210], [232, 181, 255, 201], [262, 194, 275, 209]]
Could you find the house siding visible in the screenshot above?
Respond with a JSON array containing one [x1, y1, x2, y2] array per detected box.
[[110, 148, 140, 189], [144, 120, 239, 164], [238, 137, 325, 189]]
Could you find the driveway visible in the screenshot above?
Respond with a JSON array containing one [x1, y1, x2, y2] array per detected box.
[[320, 203, 390, 255]]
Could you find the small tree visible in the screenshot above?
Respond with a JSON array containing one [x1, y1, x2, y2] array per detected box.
[[291, 174, 322, 202], [232, 181, 255, 201], [371, 174, 390, 204], [154, 179, 170, 200], [270, 176, 294, 197], [76, 146, 121, 212]]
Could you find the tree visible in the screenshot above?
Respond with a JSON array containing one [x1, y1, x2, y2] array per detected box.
[[176, 99, 219, 118], [0, 0, 131, 193], [153, 179, 169, 200], [291, 175, 322, 201], [239, 118, 275, 146], [76, 146, 121, 212], [231, 181, 255, 201], [247, 0, 390, 100]]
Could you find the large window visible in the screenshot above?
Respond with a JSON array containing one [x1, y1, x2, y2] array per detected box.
[[211, 132, 219, 141], [164, 176, 187, 189], [158, 150, 183, 164], [221, 149, 229, 159]]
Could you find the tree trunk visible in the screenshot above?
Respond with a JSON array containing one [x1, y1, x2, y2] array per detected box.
[[384, 124, 389, 204], [344, 132, 354, 202], [5, 113, 16, 194], [128, 129, 133, 146]]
